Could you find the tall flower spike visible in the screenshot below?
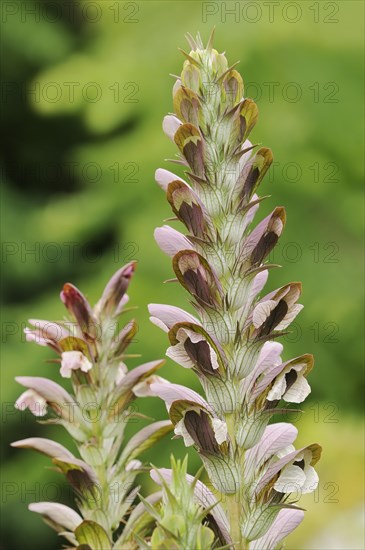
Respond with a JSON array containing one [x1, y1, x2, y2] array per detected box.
[[12, 264, 173, 548], [150, 31, 321, 548]]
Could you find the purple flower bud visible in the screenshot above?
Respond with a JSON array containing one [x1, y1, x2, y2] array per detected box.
[[60, 283, 96, 340]]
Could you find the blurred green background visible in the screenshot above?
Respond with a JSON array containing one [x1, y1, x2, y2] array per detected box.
[[1, 1, 364, 548]]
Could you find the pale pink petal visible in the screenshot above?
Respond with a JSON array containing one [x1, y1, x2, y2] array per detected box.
[[245, 423, 298, 475], [154, 225, 194, 256], [133, 375, 169, 397], [150, 381, 213, 413], [249, 269, 269, 302], [163, 115, 182, 141], [155, 168, 188, 192], [11, 437, 75, 460], [15, 376, 77, 421], [148, 303, 199, 332], [28, 502, 82, 533]]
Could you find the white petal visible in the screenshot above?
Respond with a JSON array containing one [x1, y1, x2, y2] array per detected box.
[[238, 140, 253, 171], [274, 464, 306, 493], [267, 361, 311, 404], [285, 284, 302, 307], [60, 351, 92, 378], [276, 444, 296, 458], [24, 329, 48, 346], [174, 418, 195, 447], [301, 464, 319, 494], [267, 376, 287, 401], [166, 343, 194, 369], [271, 216, 284, 235], [59, 365, 72, 378], [115, 362, 127, 385], [212, 418, 228, 445], [126, 459, 142, 471], [15, 390, 47, 417], [284, 376, 311, 403]]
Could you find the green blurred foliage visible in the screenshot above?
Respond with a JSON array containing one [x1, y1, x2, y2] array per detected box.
[[1, 1, 364, 548]]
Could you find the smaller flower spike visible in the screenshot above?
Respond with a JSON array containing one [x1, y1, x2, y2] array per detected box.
[[150, 31, 321, 548], [12, 264, 172, 547], [149, 457, 216, 549]]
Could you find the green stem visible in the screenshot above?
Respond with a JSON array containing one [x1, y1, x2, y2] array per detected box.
[[225, 412, 251, 550], [225, 413, 241, 548], [226, 493, 241, 548]]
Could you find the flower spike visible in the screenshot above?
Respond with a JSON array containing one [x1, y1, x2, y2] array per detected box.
[[12, 265, 172, 547], [150, 32, 321, 548]]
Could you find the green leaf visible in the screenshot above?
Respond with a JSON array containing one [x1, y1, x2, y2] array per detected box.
[[243, 505, 282, 541], [75, 520, 112, 550], [200, 452, 240, 494]]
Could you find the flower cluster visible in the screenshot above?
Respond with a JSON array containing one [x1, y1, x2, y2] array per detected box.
[[12, 263, 172, 549], [149, 31, 321, 548]]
